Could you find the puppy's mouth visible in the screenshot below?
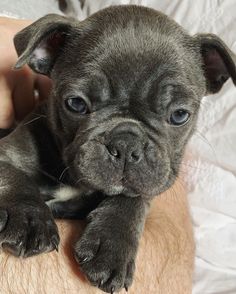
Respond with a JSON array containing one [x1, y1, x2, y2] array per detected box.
[[74, 174, 144, 198], [73, 165, 136, 197], [104, 176, 143, 197]]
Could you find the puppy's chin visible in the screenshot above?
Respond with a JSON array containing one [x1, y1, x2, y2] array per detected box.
[[72, 175, 132, 197], [72, 169, 169, 198]]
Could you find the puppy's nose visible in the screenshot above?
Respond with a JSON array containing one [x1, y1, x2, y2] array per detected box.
[[106, 122, 145, 163], [107, 136, 143, 163]]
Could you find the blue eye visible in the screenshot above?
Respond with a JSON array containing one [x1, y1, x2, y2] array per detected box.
[[169, 109, 190, 126], [65, 97, 89, 114]]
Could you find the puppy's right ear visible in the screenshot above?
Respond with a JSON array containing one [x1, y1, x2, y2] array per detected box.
[[14, 14, 74, 75]]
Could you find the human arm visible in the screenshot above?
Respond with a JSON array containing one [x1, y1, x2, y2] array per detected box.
[[0, 180, 194, 294]]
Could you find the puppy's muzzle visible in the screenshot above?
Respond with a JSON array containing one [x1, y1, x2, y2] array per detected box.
[[106, 122, 146, 165]]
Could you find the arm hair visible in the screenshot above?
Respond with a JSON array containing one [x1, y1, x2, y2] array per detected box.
[[0, 180, 194, 294]]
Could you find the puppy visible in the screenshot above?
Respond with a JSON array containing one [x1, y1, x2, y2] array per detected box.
[[0, 5, 235, 293]]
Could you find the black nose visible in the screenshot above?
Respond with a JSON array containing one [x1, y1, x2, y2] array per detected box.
[[106, 123, 145, 163], [107, 136, 143, 163]]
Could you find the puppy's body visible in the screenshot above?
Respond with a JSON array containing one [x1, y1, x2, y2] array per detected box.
[[0, 5, 235, 293]]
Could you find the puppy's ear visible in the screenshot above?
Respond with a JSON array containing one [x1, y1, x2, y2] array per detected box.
[[195, 34, 236, 94], [14, 14, 74, 75]]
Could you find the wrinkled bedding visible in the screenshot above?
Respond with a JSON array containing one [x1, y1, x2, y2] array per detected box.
[[1, 0, 236, 293]]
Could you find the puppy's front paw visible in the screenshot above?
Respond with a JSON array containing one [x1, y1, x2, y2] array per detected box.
[[74, 225, 136, 293], [0, 203, 59, 257]]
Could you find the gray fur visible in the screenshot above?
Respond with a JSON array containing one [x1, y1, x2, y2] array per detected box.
[[0, 5, 235, 293]]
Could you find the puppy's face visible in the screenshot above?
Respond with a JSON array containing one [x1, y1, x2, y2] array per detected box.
[[14, 6, 236, 198]]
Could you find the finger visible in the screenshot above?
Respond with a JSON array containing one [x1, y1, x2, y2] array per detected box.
[[34, 74, 52, 102], [12, 67, 36, 121], [0, 76, 15, 129]]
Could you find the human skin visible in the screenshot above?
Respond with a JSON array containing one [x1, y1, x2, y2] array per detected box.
[[0, 17, 51, 129], [0, 17, 194, 293], [0, 180, 194, 294]]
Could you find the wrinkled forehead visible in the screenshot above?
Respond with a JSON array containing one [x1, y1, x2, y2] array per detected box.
[[53, 9, 203, 102], [58, 28, 187, 90]]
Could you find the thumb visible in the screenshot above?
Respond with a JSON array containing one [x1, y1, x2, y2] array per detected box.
[[0, 76, 14, 129]]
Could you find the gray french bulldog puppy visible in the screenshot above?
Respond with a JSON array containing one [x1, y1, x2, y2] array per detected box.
[[0, 5, 235, 293]]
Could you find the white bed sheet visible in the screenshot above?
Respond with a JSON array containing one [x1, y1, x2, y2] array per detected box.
[[81, 1, 236, 293]]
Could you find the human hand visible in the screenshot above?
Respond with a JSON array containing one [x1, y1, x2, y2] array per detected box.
[[0, 17, 51, 129]]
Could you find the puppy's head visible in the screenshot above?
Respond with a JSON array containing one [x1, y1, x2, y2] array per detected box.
[[14, 6, 236, 198]]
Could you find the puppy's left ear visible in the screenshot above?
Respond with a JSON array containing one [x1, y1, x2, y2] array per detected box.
[[14, 14, 75, 75], [195, 34, 236, 94]]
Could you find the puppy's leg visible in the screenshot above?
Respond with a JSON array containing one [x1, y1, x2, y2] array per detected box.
[[75, 195, 148, 293], [0, 161, 59, 257], [0, 115, 61, 257]]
